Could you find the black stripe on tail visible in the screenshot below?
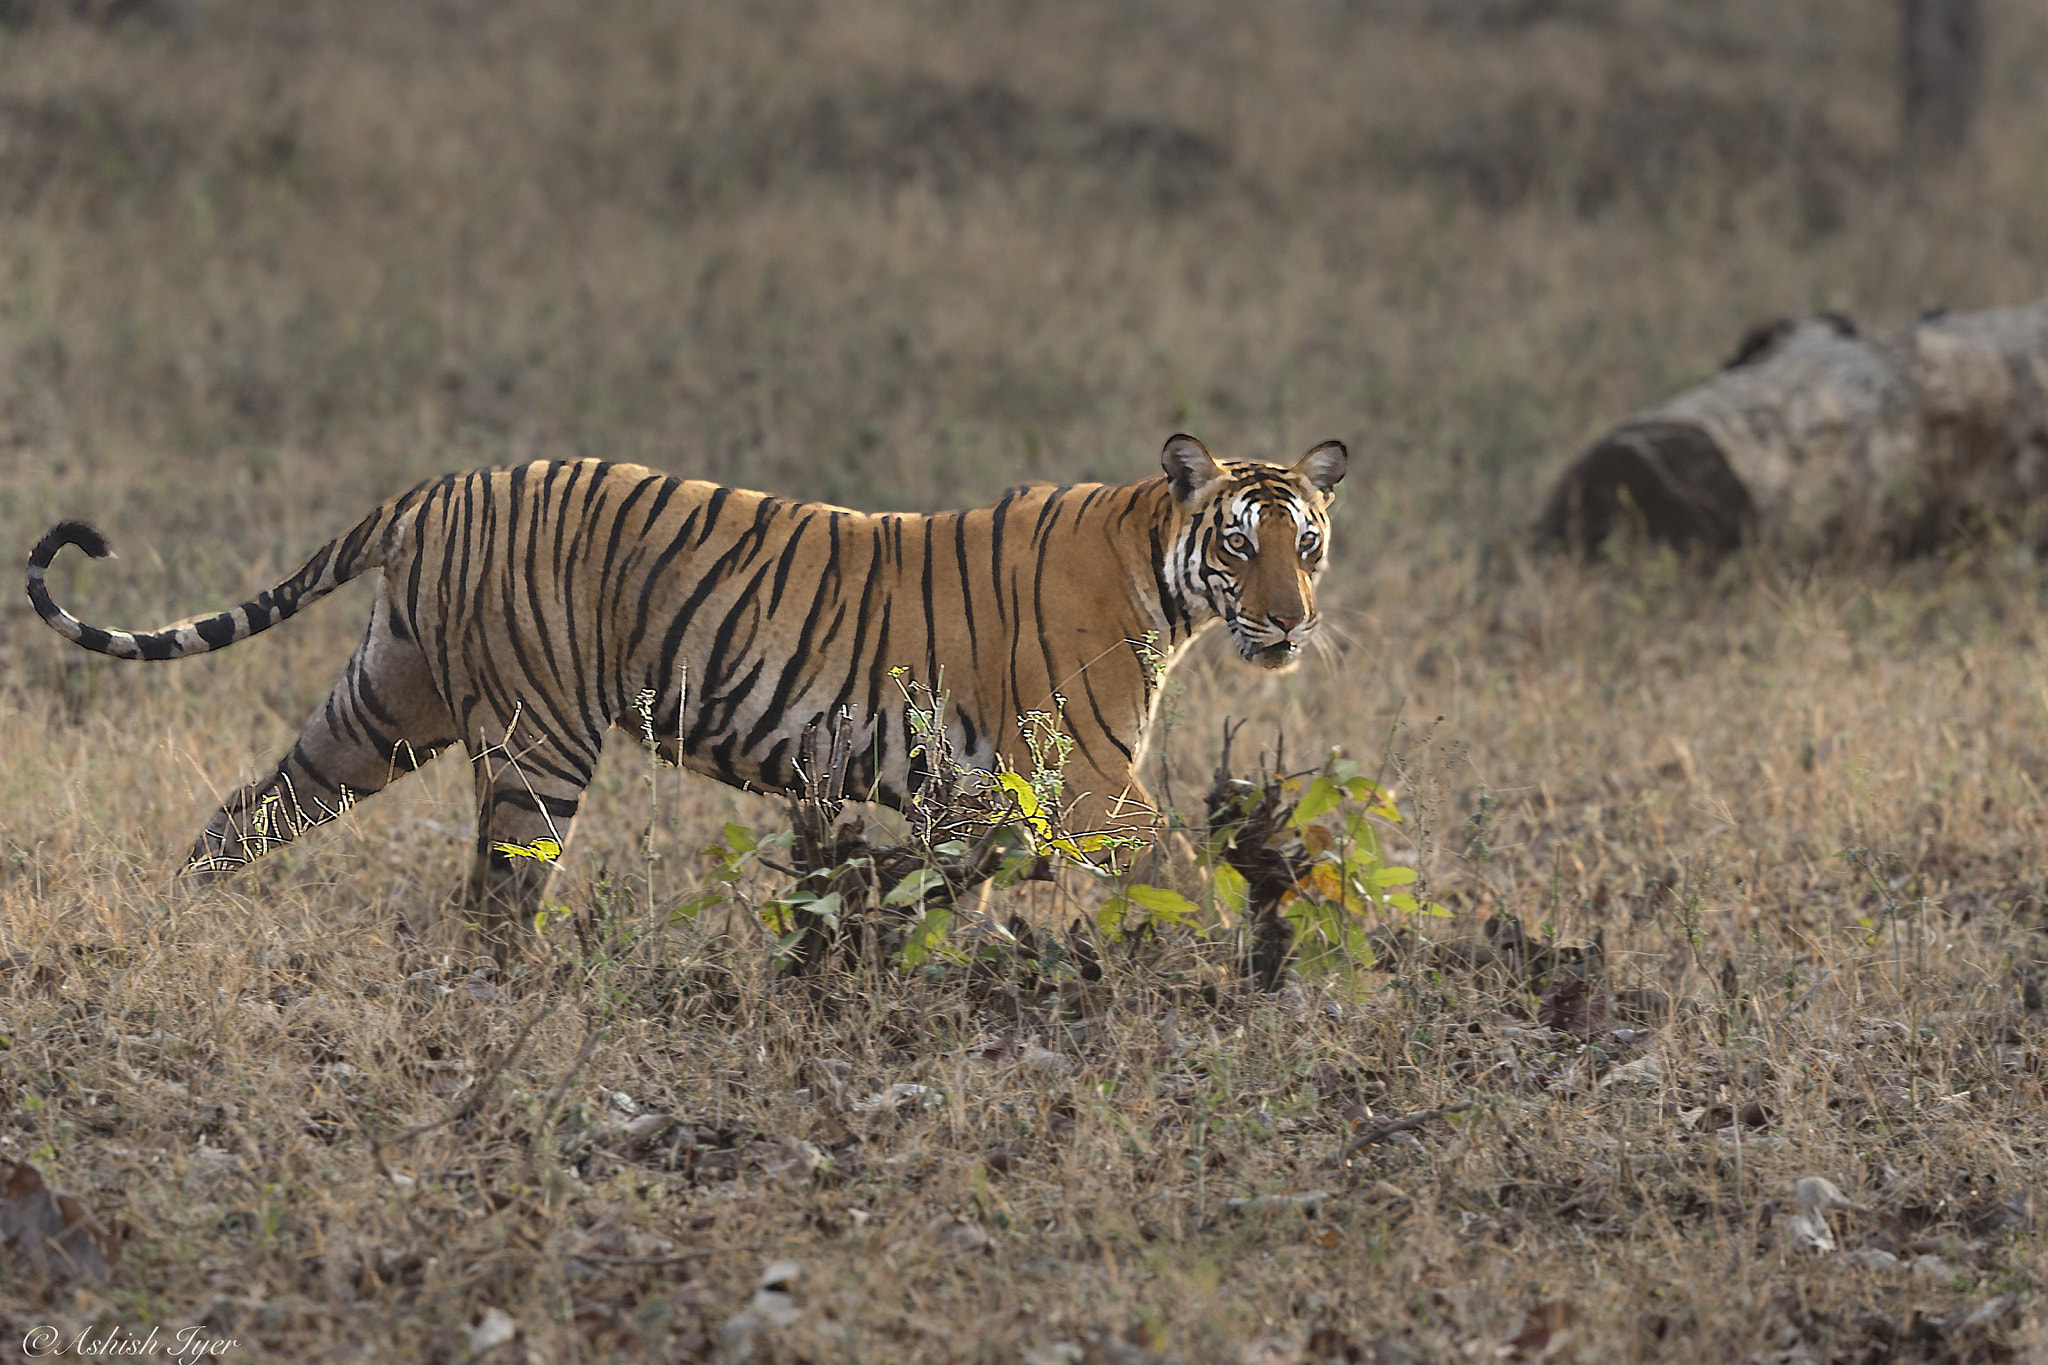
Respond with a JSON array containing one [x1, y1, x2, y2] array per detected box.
[[27, 502, 396, 662]]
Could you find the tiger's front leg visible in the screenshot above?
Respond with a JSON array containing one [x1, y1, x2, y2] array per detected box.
[[462, 729, 597, 963]]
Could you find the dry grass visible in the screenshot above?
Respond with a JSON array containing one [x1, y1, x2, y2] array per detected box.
[[4, 1, 2048, 1360]]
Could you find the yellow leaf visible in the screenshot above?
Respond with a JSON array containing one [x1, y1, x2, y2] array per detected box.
[[996, 772, 1054, 836], [492, 837, 562, 863], [1302, 864, 1345, 903]]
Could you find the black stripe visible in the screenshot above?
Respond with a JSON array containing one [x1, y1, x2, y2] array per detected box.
[[767, 511, 813, 615], [952, 511, 980, 665], [919, 517, 938, 694], [743, 548, 839, 752], [493, 788, 584, 818], [987, 491, 1016, 628]]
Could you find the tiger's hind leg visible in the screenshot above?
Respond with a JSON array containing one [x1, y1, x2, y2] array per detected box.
[[188, 587, 458, 878]]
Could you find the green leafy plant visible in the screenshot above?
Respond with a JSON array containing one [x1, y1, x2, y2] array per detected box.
[[1203, 742, 1444, 976], [675, 820, 796, 926]]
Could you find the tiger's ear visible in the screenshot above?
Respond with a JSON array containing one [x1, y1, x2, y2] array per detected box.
[[1161, 433, 1226, 506], [1291, 440, 1348, 496]]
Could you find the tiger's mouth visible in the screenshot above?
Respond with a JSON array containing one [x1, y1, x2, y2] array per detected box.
[[1251, 642, 1301, 670], [1237, 634, 1304, 671]]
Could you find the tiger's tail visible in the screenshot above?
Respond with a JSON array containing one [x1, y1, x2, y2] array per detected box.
[[26, 502, 405, 662]]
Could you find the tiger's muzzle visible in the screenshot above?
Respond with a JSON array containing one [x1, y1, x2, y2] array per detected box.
[[1234, 610, 1316, 671]]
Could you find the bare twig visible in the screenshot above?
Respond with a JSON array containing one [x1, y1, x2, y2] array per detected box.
[[1776, 967, 1836, 1024], [565, 1247, 755, 1268], [1331, 1100, 1481, 1164], [346, 999, 558, 1239], [533, 1021, 606, 1144], [384, 999, 559, 1147]]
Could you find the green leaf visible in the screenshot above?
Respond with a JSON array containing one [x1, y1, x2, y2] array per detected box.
[[1342, 812, 1384, 864], [1342, 777, 1400, 820], [1126, 883, 1202, 928], [1370, 866, 1418, 887], [1290, 776, 1344, 826], [1096, 896, 1131, 941], [1213, 862, 1250, 920], [884, 868, 946, 907], [670, 890, 725, 924], [898, 905, 955, 969], [722, 822, 757, 855], [993, 849, 1038, 889]]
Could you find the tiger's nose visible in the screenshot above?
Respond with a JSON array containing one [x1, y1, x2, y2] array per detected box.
[[1270, 611, 1305, 633]]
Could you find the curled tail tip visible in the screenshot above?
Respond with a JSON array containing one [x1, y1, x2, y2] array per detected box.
[[31, 520, 115, 567]]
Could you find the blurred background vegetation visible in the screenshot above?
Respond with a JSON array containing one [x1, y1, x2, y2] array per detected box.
[[1, 0, 2043, 572]]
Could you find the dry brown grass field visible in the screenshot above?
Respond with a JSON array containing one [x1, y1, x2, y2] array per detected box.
[[5, 1, 2048, 1360]]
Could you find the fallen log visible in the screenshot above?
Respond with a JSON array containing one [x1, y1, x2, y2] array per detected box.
[[1537, 301, 2048, 558]]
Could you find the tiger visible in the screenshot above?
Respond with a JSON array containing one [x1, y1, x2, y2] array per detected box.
[[27, 432, 1347, 952]]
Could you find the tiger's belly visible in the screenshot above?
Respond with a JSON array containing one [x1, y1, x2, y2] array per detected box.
[[661, 694, 998, 811]]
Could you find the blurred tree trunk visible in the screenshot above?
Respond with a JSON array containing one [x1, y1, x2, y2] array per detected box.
[[1537, 303, 2048, 560], [1902, 0, 1986, 157]]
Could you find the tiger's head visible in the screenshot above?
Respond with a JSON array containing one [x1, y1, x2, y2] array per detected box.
[[1162, 433, 1348, 672]]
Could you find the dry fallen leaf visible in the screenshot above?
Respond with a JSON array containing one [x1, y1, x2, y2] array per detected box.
[[1537, 977, 1610, 1039], [931, 1212, 994, 1252], [1019, 1045, 1074, 1077], [0, 1160, 115, 1282], [1021, 1345, 1084, 1365], [1843, 1248, 1901, 1271], [592, 1110, 682, 1158], [1225, 1190, 1332, 1215], [1702, 1099, 1774, 1133], [465, 1307, 518, 1355], [1506, 1300, 1578, 1361], [854, 1082, 935, 1114], [1238, 1331, 1304, 1365], [1598, 1050, 1664, 1088], [1361, 1181, 1414, 1212], [1785, 1175, 1858, 1254], [762, 1135, 829, 1185], [719, 1259, 805, 1361]]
